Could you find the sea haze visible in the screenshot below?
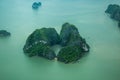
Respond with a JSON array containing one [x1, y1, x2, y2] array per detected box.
[[0, 0, 120, 80]]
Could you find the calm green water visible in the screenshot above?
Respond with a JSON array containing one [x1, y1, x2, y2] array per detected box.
[[0, 0, 120, 80]]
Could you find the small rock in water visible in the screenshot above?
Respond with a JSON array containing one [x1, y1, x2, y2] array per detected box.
[[0, 30, 11, 37], [32, 2, 42, 9], [105, 4, 120, 27]]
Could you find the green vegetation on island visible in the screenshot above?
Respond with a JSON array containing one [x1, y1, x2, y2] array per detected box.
[[57, 45, 83, 63], [23, 23, 90, 63], [57, 23, 90, 63], [23, 28, 60, 60], [60, 23, 89, 52]]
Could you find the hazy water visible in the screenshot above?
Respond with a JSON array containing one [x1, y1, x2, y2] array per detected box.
[[0, 0, 120, 80]]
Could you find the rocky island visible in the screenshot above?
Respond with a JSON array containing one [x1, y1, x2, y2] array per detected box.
[[105, 4, 120, 27], [32, 2, 42, 9], [23, 28, 60, 60], [23, 23, 90, 63], [57, 23, 90, 63], [0, 30, 11, 37]]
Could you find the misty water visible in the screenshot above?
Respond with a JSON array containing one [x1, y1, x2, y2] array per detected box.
[[0, 0, 120, 80]]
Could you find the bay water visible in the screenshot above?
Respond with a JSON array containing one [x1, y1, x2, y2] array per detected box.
[[0, 0, 120, 80]]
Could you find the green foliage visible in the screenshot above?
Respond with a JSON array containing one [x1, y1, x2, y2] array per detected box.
[[25, 42, 48, 57], [25, 28, 60, 47], [23, 28, 60, 59], [57, 46, 83, 63]]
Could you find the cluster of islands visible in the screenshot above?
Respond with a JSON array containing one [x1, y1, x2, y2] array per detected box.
[[23, 23, 90, 63], [0, 3, 120, 64]]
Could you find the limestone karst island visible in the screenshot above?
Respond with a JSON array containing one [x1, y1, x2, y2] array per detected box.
[[23, 23, 90, 63]]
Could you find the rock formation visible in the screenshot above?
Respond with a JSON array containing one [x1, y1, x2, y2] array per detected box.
[[57, 23, 90, 63], [32, 2, 42, 9], [23, 28, 60, 60], [60, 23, 89, 52], [23, 23, 90, 63], [0, 30, 11, 37], [105, 4, 120, 27]]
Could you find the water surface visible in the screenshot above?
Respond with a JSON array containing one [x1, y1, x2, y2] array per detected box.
[[0, 0, 120, 80]]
